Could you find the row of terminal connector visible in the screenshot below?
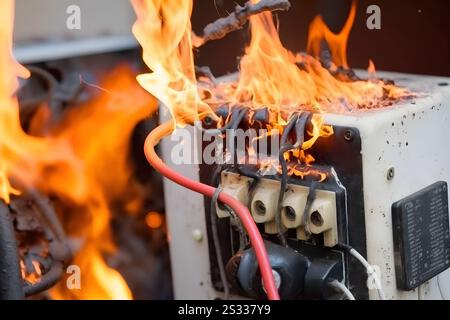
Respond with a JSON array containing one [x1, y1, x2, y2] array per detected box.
[[216, 171, 338, 247]]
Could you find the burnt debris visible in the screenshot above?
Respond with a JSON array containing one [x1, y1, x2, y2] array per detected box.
[[194, 0, 291, 48]]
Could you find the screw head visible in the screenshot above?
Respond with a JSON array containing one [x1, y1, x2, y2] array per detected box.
[[254, 200, 267, 216], [311, 211, 324, 227], [284, 206, 296, 222], [344, 129, 354, 142], [387, 167, 395, 181], [262, 269, 282, 293]]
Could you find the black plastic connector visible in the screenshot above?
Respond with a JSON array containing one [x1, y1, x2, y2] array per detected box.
[[304, 258, 344, 299], [234, 242, 310, 300]]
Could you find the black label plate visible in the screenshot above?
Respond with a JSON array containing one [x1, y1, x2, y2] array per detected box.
[[392, 181, 450, 291]]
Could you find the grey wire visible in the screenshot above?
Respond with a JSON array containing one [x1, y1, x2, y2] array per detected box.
[[437, 275, 446, 300], [302, 182, 317, 237], [210, 187, 230, 299], [211, 164, 247, 251], [329, 280, 356, 300], [228, 209, 248, 251], [349, 248, 385, 300]]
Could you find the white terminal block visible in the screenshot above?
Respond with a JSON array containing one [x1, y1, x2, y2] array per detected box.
[[219, 172, 338, 245], [250, 178, 282, 235], [216, 172, 253, 218], [281, 185, 309, 228], [281, 184, 338, 247], [307, 189, 338, 247]]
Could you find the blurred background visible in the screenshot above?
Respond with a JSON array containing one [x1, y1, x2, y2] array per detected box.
[[13, 0, 450, 77]]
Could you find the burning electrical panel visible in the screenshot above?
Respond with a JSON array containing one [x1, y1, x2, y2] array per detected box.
[[133, 0, 450, 300]]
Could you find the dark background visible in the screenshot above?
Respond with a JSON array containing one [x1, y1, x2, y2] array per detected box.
[[192, 0, 450, 77]]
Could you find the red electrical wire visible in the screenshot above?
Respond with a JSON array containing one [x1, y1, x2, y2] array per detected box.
[[144, 121, 280, 300]]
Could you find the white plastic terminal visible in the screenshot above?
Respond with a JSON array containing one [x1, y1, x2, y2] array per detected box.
[[216, 172, 253, 218], [281, 185, 309, 229], [307, 190, 338, 247], [281, 184, 338, 247], [250, 179, 280, 223], [218, 172, 338, 246]]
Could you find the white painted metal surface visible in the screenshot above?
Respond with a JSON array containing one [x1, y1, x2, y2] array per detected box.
[[162, 72, 450, 300], [325, 72, 450, 300]]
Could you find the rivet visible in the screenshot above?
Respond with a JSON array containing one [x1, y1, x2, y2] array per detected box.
[[192, 229, 203, 242], [344, 129, 354, 142]]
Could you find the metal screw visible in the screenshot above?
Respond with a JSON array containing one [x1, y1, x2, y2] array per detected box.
[[387, 167, 395, 181], [254, 200, 267, 216], [262, 269, 282, 293], [192, 229, 203, 242], [344, 129, 354, 142], [284, 206, 296, 222], [311, 211, 324, 227]]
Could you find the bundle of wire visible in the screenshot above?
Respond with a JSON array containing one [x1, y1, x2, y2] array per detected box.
[[144, 121, 280, 300]]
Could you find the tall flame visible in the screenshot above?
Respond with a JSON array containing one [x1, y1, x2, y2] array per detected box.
[[131, 0, 213, 127], [1, 0, 156, 299], [307, 1, 356, 69]]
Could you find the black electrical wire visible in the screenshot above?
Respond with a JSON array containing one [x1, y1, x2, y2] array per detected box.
[[203, 108, 246, 134], [20, 189, 72, 297], [23, 262, 64, 297], [210, 187, 230, 299], [208, 107, 249, 295], [0, 202, 24, 300], [293, 112, 311, 149], [276, 114, 300, 247], [303, 181, 318, 236]]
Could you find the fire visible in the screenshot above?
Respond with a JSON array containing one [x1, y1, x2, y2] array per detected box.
[[132, 0, 410, 169], [0, 163, 21, 204], [307, 0, 356, 69], [45, 66, 156, 300], [131, 0, 213, 127], [219, 0, 410, 114], [1, 0, 157, 300], [20, 260, 42, 285]]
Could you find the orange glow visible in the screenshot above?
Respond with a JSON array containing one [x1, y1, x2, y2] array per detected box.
[[1, 0, 157, 300], [52, 250, 133, 300], [46, 66, 156, 300], [145, 211, 163, 229], [20, 260, 43, 285]]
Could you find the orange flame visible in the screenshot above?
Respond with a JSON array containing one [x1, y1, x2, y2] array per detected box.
[[132, 0, 409, 164], [307, 0, 356, 69], [1, 0, 157, 300], [131, 0, 213, 127], [40, 65, 154, 300]]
